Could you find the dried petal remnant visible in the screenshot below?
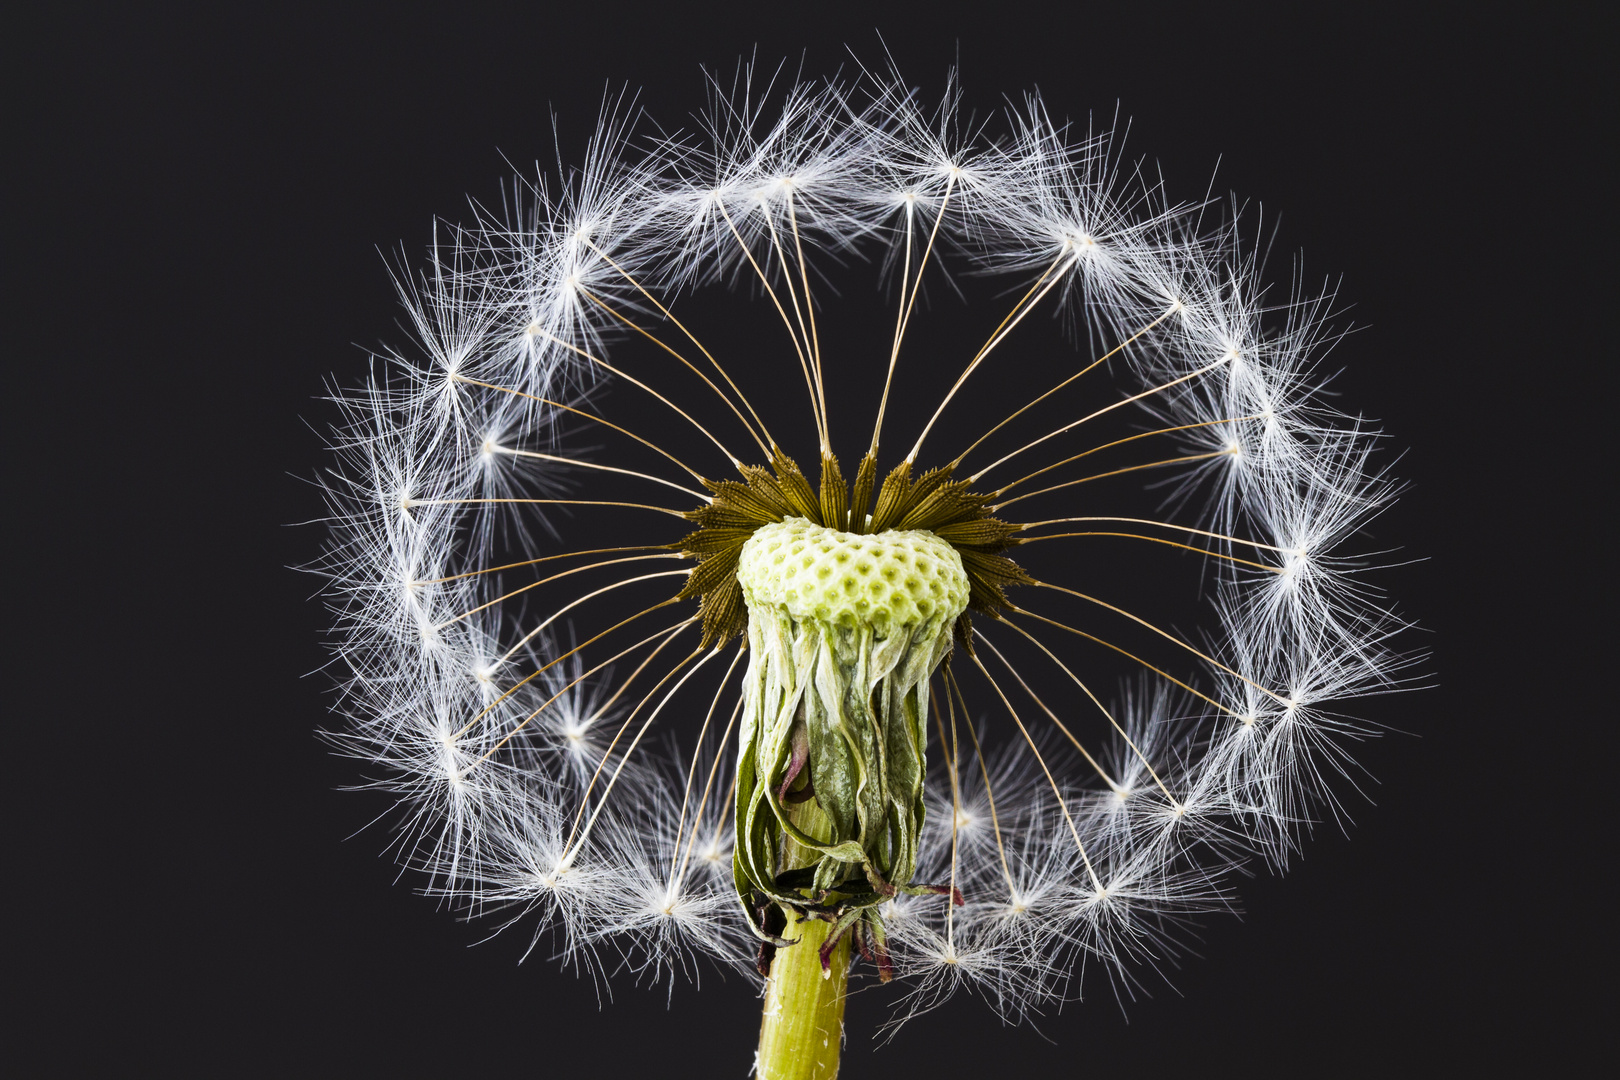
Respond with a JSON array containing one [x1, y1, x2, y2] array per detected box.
[[733, 518, 971, 945]]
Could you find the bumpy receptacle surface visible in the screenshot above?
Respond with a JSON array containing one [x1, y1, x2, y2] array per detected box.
[[736, 517, 970, 633]]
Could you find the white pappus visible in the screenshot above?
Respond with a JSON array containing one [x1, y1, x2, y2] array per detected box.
[[313, 59, 1414, 1027]]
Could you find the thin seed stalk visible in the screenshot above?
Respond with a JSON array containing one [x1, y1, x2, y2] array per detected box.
[[756, 801, 851, 1080]]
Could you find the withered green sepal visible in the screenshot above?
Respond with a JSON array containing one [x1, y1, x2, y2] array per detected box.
[[731, 519, 970, 938]]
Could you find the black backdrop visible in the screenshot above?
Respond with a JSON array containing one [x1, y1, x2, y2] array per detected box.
[[13, 5, 1601, 1075]]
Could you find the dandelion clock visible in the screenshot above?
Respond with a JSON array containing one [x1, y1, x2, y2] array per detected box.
[[315, 61, 1412, 1079]]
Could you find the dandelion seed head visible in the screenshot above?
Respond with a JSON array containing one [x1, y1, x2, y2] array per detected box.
[[313, 58, 1416, 1030]]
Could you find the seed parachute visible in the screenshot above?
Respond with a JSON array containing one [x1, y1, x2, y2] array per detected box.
[[314, 59, 1412, 1062]]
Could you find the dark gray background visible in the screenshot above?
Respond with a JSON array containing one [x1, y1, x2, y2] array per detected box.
[[13, 4, 1598, 1074]]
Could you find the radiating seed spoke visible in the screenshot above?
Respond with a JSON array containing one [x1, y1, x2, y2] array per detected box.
[[674, 688, 746, 890], [714, 200, 825, 449], [986, 617, 1180, 807], [970, 355, 1233, 484], [556, 625, 701, 833], [933, 686, 963, 948], [579, 287, 771, 459], [493, 446, 709, 502], [1005, 604, 1244, 718], [1018, 515, 1286, 553], [405, 497, 689, 518], [881, 175, 960, 460], [1015, 531, 1279, 573], [668, 645, 746, 887], [460, 618, 695, 768], [584, 239, 779, 450], [867, 197, 915, 458], [564, 644, 722, 865], [966, 646, 1105, 892], [946, 668, 1017, 899], [435, 553, 686, 631], [996, 415, 1262, 495], [449, 373, 707, 481], [451, 598, 685, 741], [498, 570, 692, 664], [955, 307, 1179, 469], [972, 628, 1128, 795], [536, 330, 744, 468], [425, 545, 670, 586], [1025, 581, 1289, 704], [911, 245, 1075, 464], [993, 450, 1235, 511], [785, 191, 829, 444]]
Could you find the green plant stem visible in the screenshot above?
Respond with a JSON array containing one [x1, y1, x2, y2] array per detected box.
[[756, 801, 850, 1080], [757, 906, 851, 1079]]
